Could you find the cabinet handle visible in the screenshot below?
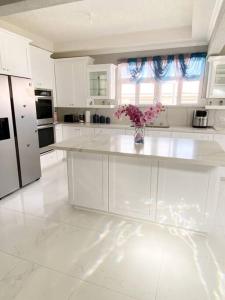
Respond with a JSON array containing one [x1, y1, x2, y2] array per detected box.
[[26, 144, 30, 147], [23, 105, 26, 108], [21, 115, 25, 118]]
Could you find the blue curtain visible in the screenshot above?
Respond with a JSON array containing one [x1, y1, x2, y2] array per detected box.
[[152, 55, 174, 81], [178, 52, 207, 80], [127, 57, 147, 83], [126, 52, 206, 83]]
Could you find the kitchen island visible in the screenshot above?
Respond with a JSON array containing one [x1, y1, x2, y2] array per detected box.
[[51, 135, 225, 233]]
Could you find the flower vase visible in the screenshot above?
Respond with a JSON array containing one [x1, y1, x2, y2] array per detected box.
[[134, 126, 145, 144]]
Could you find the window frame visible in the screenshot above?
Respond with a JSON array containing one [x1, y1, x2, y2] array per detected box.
[[117, 61, 206, 107]]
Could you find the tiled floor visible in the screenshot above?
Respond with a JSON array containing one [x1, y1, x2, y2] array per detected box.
[[0, 152, 225, 300]]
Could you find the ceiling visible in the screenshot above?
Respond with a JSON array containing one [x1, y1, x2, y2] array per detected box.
[[0, 0, 221, 53]]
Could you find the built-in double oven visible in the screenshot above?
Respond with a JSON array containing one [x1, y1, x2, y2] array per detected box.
[[35, 89, 55, 154]]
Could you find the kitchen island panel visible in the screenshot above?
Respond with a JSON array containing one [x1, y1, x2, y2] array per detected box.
[[109, 155, 153, 220], [67, 151, 108, 212]]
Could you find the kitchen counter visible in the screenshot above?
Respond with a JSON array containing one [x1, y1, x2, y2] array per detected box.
[[51, 134, 225, 167], [52, 134, 222, 233], [55, 122, 224, 134]]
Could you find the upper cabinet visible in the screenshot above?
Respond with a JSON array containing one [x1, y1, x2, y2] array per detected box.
[[30, 46, 54, 89], [207, 56, 225, 98], [54, 57, 94, 107], [87, 64, 117, 105], [0, 29, 31, 78]]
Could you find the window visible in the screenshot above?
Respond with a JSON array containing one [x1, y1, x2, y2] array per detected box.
[[117, 54, 206, 106], [160, 81, 178, 105]]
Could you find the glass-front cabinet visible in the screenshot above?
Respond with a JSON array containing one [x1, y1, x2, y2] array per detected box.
[[207, 56, 225, 98], [87, 64, 117, 105]]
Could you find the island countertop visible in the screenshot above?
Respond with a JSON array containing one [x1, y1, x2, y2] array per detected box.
[[51, 134, 225, 167]]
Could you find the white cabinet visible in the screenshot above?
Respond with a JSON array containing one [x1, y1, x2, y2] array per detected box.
[[126, 129, 171, 137], [214, 134, 225, 151], [62, 125, 81, 140], [87, 64, 117, 105], [80, 127, 95, 136], [30, 46, 54, 89], [55, 124, 65, 160], [54, 57, 94, 108], [207, 56, 225, 98], [156, 161, 215, 231], [172, 131, 213, 141], [55, 124, 63, 143], [95, 128, 125, 135], [61, 125, 94, 140], [0, 29, 31, 78], [109, 155, 155, 220], [67, 151, 108, 211]]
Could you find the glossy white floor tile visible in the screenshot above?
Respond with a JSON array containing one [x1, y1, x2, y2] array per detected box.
[[0, 152, 225, 300]]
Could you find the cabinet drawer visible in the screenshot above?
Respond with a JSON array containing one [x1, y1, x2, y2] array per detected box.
[[172, 132, 213, 141], [126, 129, 171, 137], [62, 126, 81, 140], [95, 128, 125, 135]]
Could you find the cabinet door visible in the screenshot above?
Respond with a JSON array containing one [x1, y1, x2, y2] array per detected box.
[[109, 155, 153, 220], [68, 152, 108, 211], [95, 128, 125, 135], [55, 124, 63, 143], [88, 64, 116, 101], [54, 60, 75, 107], [3, 34, 31, 78], [156, 161, 213, 232], [73, 61, 88, 107], [80, 127, 95, 136], [172, 131, 213, 141], [126, 129, 171, 137], [62, 125, 81, 140], [30, 46, 54, 89], [207, 60, 225, 98]]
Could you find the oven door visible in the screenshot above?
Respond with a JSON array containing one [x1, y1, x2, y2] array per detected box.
[[35, 97, 53, 125], [38, 124, 55, 154]]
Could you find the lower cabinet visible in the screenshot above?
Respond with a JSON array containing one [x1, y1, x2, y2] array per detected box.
[[109, 155, 156, 220], [55, 124, 65, 160], [126, 129, 171, 137], [214, 134, 225, 151], [95, 128, 125, 135], [80, 127, 95, 136], [156, 161, 216, 232], [62, 126, 81, 139], [172, 132, 213, 141], [67, 151, 108, 211], [66, 151, 218, 232]]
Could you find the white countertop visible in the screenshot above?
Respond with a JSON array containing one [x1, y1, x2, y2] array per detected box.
[[51, 134, 225, 167], [55, 122, 225, 134]]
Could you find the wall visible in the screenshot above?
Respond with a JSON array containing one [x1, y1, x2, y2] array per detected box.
[[56, 106, 225, 128], [52, 45, 208, 62], [53, 37, 225, 128]]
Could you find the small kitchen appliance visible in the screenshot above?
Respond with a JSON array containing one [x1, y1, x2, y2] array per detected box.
[[192, 110, 208, 128]]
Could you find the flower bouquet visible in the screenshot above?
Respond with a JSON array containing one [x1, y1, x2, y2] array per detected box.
[[114, 102, 163, 144]]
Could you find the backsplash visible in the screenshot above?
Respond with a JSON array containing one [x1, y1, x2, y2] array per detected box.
[[56, 107, 225, 128]]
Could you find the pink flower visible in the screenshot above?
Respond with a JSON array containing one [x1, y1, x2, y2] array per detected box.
[[114, 102, 163, 127]]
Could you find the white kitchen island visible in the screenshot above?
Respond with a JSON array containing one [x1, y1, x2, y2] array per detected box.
[[51, 134, 225, 233]]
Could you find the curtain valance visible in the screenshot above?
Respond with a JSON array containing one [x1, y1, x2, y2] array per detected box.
[[125, 52, 207, 82]]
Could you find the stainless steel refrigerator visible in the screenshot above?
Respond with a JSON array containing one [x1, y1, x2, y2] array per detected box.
[[0, 75, 41, 199]]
